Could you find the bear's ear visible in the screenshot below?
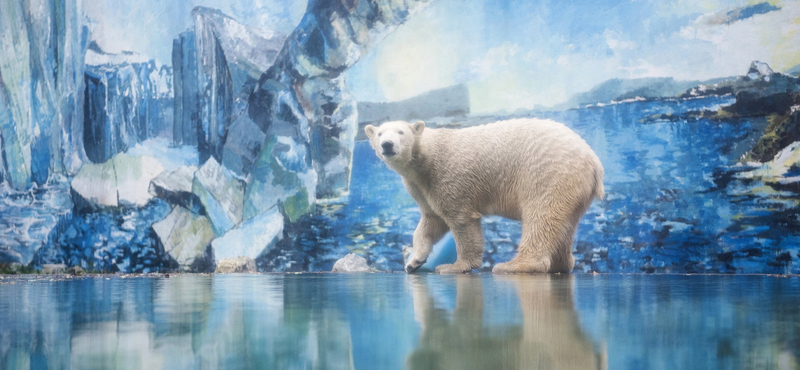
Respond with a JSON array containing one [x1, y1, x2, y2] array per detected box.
[[365, 125, 377, 139], [411, 121, 425, 135]]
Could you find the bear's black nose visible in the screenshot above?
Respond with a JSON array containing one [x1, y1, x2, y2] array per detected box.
[[381, 141, 394, 152]]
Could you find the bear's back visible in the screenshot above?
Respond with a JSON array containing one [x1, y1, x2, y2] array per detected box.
[[424, 118, 594, 170], [424, 118, 598, 192]]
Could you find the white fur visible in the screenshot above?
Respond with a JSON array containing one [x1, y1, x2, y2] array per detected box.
[[365, 119, 604, 274]]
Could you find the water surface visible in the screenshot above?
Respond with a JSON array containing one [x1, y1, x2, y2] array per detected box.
[[1, 273, 798, 369]]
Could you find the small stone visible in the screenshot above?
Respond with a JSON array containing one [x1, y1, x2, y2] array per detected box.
[[331, 253, 370, 273], [42, 264, 67, 274], [214, 257, 257, 273]]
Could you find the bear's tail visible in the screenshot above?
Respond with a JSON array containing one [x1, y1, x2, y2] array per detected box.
[[593, 157, 605, 201]]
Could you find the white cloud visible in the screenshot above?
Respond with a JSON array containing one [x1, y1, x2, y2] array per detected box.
[[618, 59, 677, 78], [82, 0, 304, 65], [678, 1, 800, 75], [604, 30, 637, 51], [458, 42, 520, 82], [369, 19, 460, 101]]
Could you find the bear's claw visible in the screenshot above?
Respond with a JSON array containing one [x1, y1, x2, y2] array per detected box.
[[404, 257, 427, 273]]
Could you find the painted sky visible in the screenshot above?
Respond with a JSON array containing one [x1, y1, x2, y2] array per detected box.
[[83, 0, 305, 62], [348, 0, 800, 113], [84, 0, 799, 114]]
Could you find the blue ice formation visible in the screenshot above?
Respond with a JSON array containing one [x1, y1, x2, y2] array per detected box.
[[70, 153, 166, 212], [243, 136, 315, 224], [402, 234, 458, 272], [222, 113, 267, 176], [172, 7, 287, 163], [0, 0, 87, 190], [125, 138, 199, 173], [36, 198, 173, 273], [421, 234, 458, 272], [83, 46, 174, 163], [152, 206, 214, 272], [211, 206, 284, 263], [172, 31, 199, 147], [192, 157, 246, 236], [0, 177, 73, 265], [148, 165, 204, 215], [247, 0, 434, 202]]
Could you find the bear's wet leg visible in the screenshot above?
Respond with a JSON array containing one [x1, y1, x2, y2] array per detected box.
[[492, 248, 552, 274], [406, 214, 450, 273], [435, 217, 484, 274], [548, 198, 591, 273], [494, 204, 583, 274], [493, 213, 561, 273], [548, 232, 577, 273]]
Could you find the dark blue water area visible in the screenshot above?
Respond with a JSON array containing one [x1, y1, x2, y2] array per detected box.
[[269, 141, 420, 272], [539, 97, 799, 274], [35, 199, 173, 273], [283, 95, 800, 274], [1, 274, 799, 369]]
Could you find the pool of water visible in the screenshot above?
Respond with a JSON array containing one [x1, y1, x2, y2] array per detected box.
[[1, 273, 799, 369]]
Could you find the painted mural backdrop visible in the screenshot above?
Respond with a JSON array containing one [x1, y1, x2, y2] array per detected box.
[[0, 0, 799, 274]]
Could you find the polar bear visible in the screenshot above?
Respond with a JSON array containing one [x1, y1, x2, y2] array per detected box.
[[364, 119, 604, 274]]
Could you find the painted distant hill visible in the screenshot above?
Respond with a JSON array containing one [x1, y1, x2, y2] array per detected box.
[[357, 84, 469, 124], [563, 61, 800, 110], [681, 61, 800, 101], [563, 77, 732, 109], [702, 61, 800, 162], [785, 64, 800, 77], [634, 61, 800, 163]]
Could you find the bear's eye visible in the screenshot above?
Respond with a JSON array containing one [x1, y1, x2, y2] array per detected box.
[[377, 132, 382, 137], [398, 130, 404, 135]]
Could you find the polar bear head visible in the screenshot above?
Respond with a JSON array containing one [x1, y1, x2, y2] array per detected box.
[[364, 120, 425, 170]]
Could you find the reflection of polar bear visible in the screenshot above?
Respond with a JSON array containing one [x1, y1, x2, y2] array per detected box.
[[406, 275, 605, 370], [365, 119, 604, 274], [502, 275, 606, 370], [406, 275, 513, 369]]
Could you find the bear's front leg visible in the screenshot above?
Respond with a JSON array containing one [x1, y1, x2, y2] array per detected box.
[[405, 214, 450, 273], [435, 217, 484, 274]]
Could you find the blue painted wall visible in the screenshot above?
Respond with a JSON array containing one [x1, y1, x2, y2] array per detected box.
[[1, 0, 799, 273]]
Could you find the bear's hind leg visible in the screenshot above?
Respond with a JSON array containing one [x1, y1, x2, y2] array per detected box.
[[492, 231, 552, 274], [435, 217, 484, 274], [549, 236, 577, 273], [493, 210, 577, 274]]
